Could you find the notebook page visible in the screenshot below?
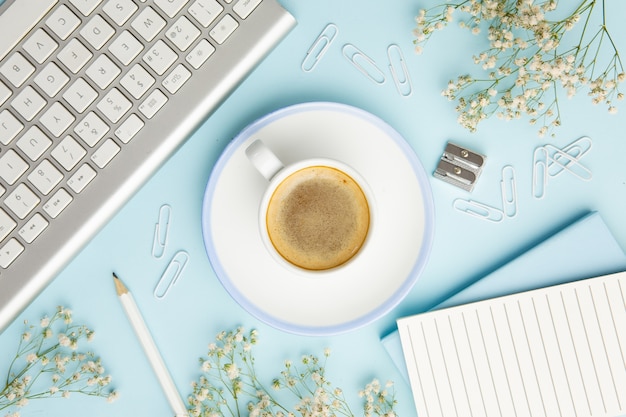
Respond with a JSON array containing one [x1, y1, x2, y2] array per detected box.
[[397, 271, 626, 417]]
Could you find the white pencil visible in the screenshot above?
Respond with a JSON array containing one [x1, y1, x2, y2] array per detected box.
[[113, 273, 188, 417]]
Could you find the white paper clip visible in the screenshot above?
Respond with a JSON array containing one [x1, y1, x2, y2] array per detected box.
[[532, 147, 548, 199], [453, 199, 504, 222], [547, 136, 592, 177], [342, 43, 386, 85], [544, 144, 592, 181], [500, 165, 517, 217], [301, 23, 338, 72], [151, 204, 171, 258], [387, 44, 412, 97], [154, 250, 189, 299]]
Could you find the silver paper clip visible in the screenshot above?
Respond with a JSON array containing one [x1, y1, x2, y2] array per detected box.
[[301, 23, 338, 72], [532, 147, 548, 199], [154, 250, 189, 299], [342, 43, 386, 85], [453, 199, 504, 222], [387, 44, 412, 97], [434, 142, 486, 192], [151, 204, 171, 258], [500, 165, 517, 217]]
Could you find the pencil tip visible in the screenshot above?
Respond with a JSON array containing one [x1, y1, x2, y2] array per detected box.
[[112, 273, 128, 295]]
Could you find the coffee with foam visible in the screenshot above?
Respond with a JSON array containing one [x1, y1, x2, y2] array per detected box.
[[265, 166, 369, 271]]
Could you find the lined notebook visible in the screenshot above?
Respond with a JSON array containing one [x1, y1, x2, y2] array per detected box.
[[397, 271, 626, 417]]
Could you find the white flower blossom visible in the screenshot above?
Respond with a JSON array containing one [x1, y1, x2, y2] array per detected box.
[[412, 0, 624, 135], [1, 307, 115, 413]]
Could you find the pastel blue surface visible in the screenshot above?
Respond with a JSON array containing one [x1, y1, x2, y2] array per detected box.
[[2, 1, 626, 417]]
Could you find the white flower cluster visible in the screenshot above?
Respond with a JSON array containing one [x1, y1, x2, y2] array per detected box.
[[188, 328, 397, 417], [1, 306, 117, 416], [414, 0, 624, 136]]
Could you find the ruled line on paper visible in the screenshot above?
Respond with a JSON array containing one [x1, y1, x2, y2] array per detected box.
[[434, 317, 459, 417], [489, 306, 518, 417], [517, 299, 549, 417], [447, 315, 474, 417], [590, 284, 622, 410], [562, 288, 597, 416], [476, 309, 503, 417], [541, 293, 577, 417], [397, 271, 626, 417], [531, 297, 563, 417], [575, 287, 608, 414]]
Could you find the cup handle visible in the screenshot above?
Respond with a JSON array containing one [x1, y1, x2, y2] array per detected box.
[[245, 139, 284, 181]]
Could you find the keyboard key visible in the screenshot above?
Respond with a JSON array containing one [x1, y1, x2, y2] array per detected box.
[[139, 89, 168, 119], [19, 213, 49, 244], [67, 163, 96, 193], [108, 30, 143, 65], [0, 208, 17, 242], [166, 16, 200, 51], [63, 77, 98, 113], [0, 110, 23, 145], [11, 86, 46, 121], [28, 159, 63, 195], [0, 52, 35, 88], [40, 102, 75, 137], [46, 5, 82, 40], [188, 0, 223, 27], [23, 28, 59, 64], [70, 0, 103, 16], [0, 238, 24, 269], [16, 126, 52, 161], [97, 88, 131, 123], [186, 39, 215, 69], [91, 138, 120, 168], [74, 111, 109, 146], [131, 7, 166, 42], [233, 0, 262, 19], [115, 113, 144, 143], [34, 62, 70, 97], [120, 64, 155, 99], [103, 0, 138, 26], [86, 54, 121, 89], [51, 135, 87, 171], [155, 0, 189, 18], [0, 80, 11, 105], [0, 150, 28, 185], [80, 14, 115, 49], [0, 0, 57, 61], [143, 40, 177, 75], [163, 64, 191, 94], [5, 184, 40, 219], [210, 14, 238, 45], [57, 39, 93, 73], [43, 188, 73, 218]]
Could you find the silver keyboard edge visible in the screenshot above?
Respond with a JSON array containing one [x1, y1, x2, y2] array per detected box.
[[0, 0, 296, 332]]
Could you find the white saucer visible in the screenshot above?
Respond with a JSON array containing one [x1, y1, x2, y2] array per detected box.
[[201, 102, 434, 336]]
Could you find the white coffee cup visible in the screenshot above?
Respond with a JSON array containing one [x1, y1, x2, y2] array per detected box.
[[245, 139, 374, 274]]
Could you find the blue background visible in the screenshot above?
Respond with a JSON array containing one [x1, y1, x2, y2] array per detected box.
[[2, 1, 626, 416]]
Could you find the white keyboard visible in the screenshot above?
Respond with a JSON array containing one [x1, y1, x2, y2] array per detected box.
[[0, 0, 295, 331]]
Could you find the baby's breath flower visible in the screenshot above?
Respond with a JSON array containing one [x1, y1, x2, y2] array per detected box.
[[413, 0, 624, 135], [1, 307, 115, 414], [191, 327, 397, 417]]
